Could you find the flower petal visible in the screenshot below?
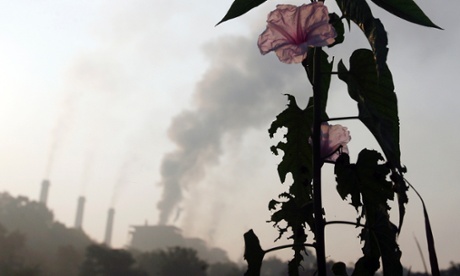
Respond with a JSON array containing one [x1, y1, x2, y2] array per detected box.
[[257, 2, 336, 64]]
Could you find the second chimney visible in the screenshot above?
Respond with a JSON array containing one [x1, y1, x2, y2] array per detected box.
[[74, 196, 86, 229], [39, 179, 50, 206], [103, 208, 115, 246]]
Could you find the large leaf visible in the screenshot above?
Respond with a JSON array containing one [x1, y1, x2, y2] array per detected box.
[[335, 0, 388, 73], [268, 95, 319, 274], [338, 49, 401, 171], [216, 0, 267, 25], [268, 94, 315, 235], [358, 150, 402, 276], [370, 0, 441, 29], [338, 49, 409, 231], [335, 150, 403, 276], [269, 95, 314, 204]]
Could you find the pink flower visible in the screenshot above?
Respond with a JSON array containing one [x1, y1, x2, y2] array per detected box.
[[318, 123, 351, 162], [257, 2, 336, 64]]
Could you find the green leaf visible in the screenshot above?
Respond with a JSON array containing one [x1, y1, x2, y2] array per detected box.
[[216, 0, 267, 25], [338, 49, 401, 171], [370, 0, 441, 29], [243, 230, 265, 276], [335, 0, 388, 73]]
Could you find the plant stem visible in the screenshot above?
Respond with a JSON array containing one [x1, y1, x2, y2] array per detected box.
[[312, 47, 327, 276], [326, 116, 359, 122], [325, 220, 367, 228], [264, 243, 315, 254]]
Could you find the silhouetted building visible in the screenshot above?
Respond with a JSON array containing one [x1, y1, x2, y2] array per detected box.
[[130, 224, 185, 251], [129, 224, 229, 263]]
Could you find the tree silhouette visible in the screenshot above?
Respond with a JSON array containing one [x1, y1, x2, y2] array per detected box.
[[0, 224, 41, 275], [0, 192, 92, 275], [207, 262, 245, 276], [136, 247, 207, 276], [79, 244, 147, 276]]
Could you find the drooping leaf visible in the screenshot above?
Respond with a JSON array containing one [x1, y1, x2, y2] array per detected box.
[[406, 180, 440, 276], [243, 230, 265, 276], [370, 0, 441, 29], [216, 0, 267, 25], [303, 48, 333, 122], [335, 0, 388, 73], [338, 49, 401, 171], [422, 203, 440, 276]]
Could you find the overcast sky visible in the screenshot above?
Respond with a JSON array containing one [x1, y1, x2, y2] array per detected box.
[[0, 0, 458, 272]]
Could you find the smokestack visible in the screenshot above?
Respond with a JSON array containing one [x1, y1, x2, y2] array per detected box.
[[74, 196, 86, 229], [104, 208, 115, 246], [39, 179, 50, 205]]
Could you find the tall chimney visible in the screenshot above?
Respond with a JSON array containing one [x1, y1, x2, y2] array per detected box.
[[74, 196, 86, 229], [104, 208, 115, 246], [39, 179, 50, 205]]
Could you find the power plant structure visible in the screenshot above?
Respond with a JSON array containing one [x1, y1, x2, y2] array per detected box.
[[74, 196, 86, 229], [104, 208, 115, 246], [39, 179, 50, 206], [36, 179, 122, 248]]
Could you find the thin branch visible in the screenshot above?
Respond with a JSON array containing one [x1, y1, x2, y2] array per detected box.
[[264, 243, 316, 254], [325, 116, 359, 122], [325, 220, 367, 229]]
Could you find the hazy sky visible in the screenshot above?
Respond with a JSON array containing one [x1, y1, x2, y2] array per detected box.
[[0, 0, 458, 272]]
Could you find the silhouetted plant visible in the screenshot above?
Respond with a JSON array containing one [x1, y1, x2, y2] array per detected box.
[[218, 0, 441, 275]]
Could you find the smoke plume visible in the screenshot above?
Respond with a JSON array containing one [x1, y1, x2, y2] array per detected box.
[[157, 34, 310, 224], [44, 95, 76, 179]]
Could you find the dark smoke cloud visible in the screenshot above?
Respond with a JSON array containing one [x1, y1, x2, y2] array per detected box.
[[157, 34, 311, 224]]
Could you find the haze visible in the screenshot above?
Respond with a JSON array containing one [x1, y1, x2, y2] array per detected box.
[[0, 0, 459, 272]]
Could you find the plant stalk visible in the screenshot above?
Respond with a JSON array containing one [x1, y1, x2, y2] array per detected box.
[[312, 47, 327, 276]]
